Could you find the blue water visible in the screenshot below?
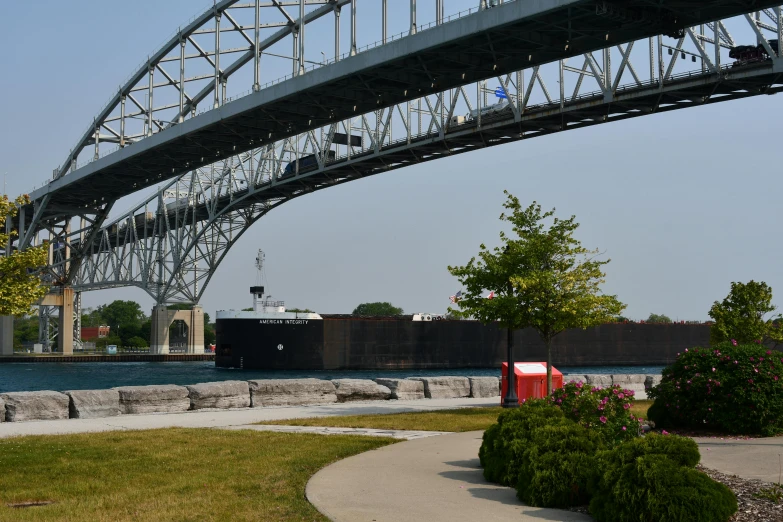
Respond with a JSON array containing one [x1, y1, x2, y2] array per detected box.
[[0, 362, 665, 393]]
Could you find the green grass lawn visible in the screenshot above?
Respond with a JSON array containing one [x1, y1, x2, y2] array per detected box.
[[258, 407, 504, 432], [0, 429, 394, 522], [631, 400, 653, 420], [260, 400, 654, 433]]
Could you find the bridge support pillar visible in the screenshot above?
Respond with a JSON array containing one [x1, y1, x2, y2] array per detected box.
[[58, 287, 74, 355], [150, 305, 204, 355], [151, 305, 171, 355], [0, 315, 13, 355]]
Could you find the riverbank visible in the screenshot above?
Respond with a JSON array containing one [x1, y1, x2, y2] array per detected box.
[[0, 354, 214, 363]]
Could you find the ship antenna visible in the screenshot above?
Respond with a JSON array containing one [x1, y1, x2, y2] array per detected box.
[[255, 249, 265, 289]]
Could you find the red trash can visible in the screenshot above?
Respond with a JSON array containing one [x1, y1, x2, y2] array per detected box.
[[500, 362, 563, 403]]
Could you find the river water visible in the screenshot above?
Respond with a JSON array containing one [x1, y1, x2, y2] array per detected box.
[[0, 362, 665, 393]]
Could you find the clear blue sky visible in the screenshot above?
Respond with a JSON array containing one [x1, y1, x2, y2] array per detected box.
[[1, 1, 780, 321]]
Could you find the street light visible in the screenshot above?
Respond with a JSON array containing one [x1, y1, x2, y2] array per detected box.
[[502, 325, 519, 408]]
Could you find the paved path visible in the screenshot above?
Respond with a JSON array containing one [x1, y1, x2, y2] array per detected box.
[[0, 397, 497, 438], [228, 424, 449, 440], [693, 436, 783, 483], [307, 430, 593, 522]]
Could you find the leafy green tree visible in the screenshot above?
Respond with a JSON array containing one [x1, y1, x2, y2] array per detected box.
[[352, 302, 404, 316], [448, 192, 625, 395], [647, 313, 672, 324], [708, 280, 783, 345], [98, 300, 146, 344], [13, 315, 39, 350], [0, 195, 47, 316], [81, 307, 105, 327], [287, 308, 314, 313]]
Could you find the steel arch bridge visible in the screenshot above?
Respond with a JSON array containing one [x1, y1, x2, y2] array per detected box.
[[6, 0, 783, 352]]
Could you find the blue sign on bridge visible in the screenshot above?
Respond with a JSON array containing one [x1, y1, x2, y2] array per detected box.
[[495, 87, 507, 99]]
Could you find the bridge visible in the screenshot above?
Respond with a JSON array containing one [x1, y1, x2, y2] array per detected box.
[[3, 0, 783, 354]]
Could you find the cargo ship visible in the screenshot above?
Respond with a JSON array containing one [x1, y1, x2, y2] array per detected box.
[[214, 251, 715, 370]]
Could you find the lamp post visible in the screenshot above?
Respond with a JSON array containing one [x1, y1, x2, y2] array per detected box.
[[502, 325, 519, 408]]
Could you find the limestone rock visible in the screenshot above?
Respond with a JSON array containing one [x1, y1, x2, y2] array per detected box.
[[612, 374, 647, 387], [248, 379, 337, 407], [468, 377, 500, 398], [332, 379, 391, 402], [65, 389, 121, 419], [186, 381, 251, 410], [1, 391, 70, 422], [407, 377, 470, 399], [584, 374, 612, 388], [563, 374, 587, 385], [374, 378, 425, 400], [645, 375, 662, 390], [114, 385, 190, 414], [0, 396, 4, 422]]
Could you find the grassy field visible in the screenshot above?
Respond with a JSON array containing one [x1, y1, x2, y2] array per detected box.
[[0, 429, 393, 522], [260, 400, 654, 433], [258, 407, 504, 432]]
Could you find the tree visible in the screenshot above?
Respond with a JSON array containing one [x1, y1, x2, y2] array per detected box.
[[98, 300, 146, 344], [708, 280, 783, 345], [448, 192, 625, 396], [287, 308, 314, 313], [352, 302, 404, 316], [647, 313, 672, 324], [0, 195, 47, 316]]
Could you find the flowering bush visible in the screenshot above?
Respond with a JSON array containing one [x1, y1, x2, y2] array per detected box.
[[550, 381, 640, 446], [648, 342, 783, 436]]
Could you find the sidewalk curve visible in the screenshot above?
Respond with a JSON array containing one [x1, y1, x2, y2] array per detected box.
[[693, 436, 783, 483], [306, 430, 593, 522]]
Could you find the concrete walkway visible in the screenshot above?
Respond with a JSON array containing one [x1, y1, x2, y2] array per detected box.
[[229, 424, 450, 440], [0, 397, 497, 438], [307, 430, 593, 522], [694, 436, 783, 483]]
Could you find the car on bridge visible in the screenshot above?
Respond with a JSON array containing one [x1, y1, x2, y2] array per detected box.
[[281, 151, 337, 179], [730, 39, 779, 67]]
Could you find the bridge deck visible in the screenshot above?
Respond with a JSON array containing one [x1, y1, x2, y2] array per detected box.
[[28, 0, 780, 224]]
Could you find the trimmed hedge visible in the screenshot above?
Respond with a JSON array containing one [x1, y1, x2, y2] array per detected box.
[[648, 342, 783, 436], [480, 402, 738, 520], [589, 434, 737, 522]]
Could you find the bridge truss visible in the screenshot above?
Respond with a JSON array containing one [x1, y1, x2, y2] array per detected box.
[[7, 1, 783, 352]]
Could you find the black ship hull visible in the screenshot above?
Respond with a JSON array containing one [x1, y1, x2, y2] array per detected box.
[[215, 316, 717, 370]]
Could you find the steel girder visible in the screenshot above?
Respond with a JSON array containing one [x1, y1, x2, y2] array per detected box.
[[13, 2, 783, 303], [40, 8, 783, 304]]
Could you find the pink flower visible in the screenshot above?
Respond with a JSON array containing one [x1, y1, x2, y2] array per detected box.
[[618, 393, 625, 399], [685, 348, 689, 352], [712, 368, 716, 372], [599, 416, 607, 424], [767, 350, 773, 356], [575, 382, 583, 389], [731, 339, 737, 346], [662, 430, 669, 435], [774, 376, 779, 381], [622, 426, 627, 431], [734, 361, 738, 365], [623, 403, 631, 410]]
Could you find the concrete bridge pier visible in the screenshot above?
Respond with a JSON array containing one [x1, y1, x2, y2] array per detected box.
[[0, 315, 13, 355], [150, 305, 204, 355]]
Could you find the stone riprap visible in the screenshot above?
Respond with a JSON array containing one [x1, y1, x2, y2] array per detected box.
[[563, 374, 586, 384], [333, 379, 391, 402], [248, 378, 337, 407], [374, 378, 425, 400], [114, 385, 190, 414], [584, 374, 613, 387], [408, 377, 470, 399], [1, 391, 70, 422], [0, 374, 663, 423], [186, 381, 250, 410], [468, 377, 500, 398], [65, 389, 121, 419]]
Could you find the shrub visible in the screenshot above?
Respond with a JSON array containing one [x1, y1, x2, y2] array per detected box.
[[648, 342, 783, 436], [479, 401, 568, 486], [590, 434, 737, 522], [551, 381, 641, 446], [516, 423, 603, 508]]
